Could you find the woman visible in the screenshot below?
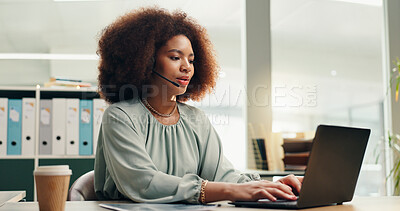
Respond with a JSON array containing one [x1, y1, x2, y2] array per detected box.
[[94, 7, 302, 204]]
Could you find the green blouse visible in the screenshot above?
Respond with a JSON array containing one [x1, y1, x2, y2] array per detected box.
[[94, 97, 259, 203]]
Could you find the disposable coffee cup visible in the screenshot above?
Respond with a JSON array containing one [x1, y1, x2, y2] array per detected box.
[[34, 165, 72, 211]]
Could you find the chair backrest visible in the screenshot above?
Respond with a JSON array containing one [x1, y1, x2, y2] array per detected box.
[[67, 170, 97, 201]]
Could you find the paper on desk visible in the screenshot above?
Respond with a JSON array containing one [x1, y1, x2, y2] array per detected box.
[[99, 203, 217, 211]]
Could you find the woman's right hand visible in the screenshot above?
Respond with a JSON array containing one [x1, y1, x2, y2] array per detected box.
[[227, 180, 298, 202]]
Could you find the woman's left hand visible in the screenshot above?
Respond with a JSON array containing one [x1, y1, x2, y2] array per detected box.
[[276, 174, 303, 196]]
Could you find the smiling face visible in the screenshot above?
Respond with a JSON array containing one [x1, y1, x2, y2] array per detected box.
[[152, 35, 195, 97]]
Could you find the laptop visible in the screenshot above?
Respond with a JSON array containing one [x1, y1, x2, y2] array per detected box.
[[231, 124, 370, 209]]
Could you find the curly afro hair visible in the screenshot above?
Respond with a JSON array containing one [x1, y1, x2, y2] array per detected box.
[[97, 7, 219, 104]]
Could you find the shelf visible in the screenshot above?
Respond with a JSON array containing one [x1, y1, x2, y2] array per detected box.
[[39, 87, 98, 92], [0, 86, 100, 160], [0, 86, 97, 92], [0, 86, 37, 91], [39, 87, 99, 99], [37, 155, 95, 159], [0, 86, 102, 202], [0, 155, 95, 159], [0, 87, 37, 98], [0, 156, 35, 159]]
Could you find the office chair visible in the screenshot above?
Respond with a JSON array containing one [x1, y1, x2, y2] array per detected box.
[[67, 170, 97, 201]]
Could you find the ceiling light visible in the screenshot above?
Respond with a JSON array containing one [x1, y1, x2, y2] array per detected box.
[[53, 0, 103, 2], [331, 70, 337, 76], [333, 0, 382, 7]]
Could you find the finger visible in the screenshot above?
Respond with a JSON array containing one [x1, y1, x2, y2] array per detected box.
[[297, 176, 304, 183], [268, 182, 295, 196], [259, 180, 273, 184], [267, 188, 297, 200], [267, 188, 298, 201], [260, 180, 296, 196], [291, 176, 302, 194], [277, 174, 293, 185], [258, 189, 276, 202], [280, 175, 302, 194]]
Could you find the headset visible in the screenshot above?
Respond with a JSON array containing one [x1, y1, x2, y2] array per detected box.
[[151, 57, 180, 87]]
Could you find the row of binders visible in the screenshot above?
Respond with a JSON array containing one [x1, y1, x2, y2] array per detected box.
[[0, 98, 108, 156]]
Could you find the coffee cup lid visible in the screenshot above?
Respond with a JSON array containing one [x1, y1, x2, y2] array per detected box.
[[34, 165, 72, 176]]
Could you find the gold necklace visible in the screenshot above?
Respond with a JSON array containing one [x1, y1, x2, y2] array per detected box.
[[142, 98, 177, 117]]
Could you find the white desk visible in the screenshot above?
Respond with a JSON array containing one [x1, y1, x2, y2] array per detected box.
[[0, 197, 399, 210], [0, 191, 26, 207]]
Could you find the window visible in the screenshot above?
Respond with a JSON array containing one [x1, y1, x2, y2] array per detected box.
[[271, 0, 385, 196]]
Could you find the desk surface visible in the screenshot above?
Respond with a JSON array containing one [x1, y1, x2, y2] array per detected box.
[[0, 191, 26, 207], [0, 197, 399, 211]]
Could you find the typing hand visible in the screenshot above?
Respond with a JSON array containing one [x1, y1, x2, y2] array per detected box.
[[228, 180, 298, 202], [276, 174, 303, 196]]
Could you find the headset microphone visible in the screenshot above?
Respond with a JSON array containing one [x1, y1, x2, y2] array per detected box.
[[152, 70, 180, 87], [151, 56, 180, 87]]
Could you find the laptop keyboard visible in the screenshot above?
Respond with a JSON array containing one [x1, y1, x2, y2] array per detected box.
[[258, 196, 299, 203], [258, 199, 298, 206], [230, 198, 299, 209]]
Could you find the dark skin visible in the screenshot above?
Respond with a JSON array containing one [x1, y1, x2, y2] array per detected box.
[[205, 175, 303, 202], [143, 35, 303, 202], [144, 35, 194, 126]]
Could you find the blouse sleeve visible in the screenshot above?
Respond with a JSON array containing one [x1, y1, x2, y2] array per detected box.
[[197, 114, 261, 183], [99, 106, 202, 204]]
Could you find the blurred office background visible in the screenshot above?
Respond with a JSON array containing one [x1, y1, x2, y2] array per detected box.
[[0, 0, 387, 196]]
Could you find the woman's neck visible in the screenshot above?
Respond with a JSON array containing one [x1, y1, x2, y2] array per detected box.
[[143, 93, 177, 115]]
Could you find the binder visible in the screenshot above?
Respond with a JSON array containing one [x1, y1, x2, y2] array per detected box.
[[39, 99, 52, 155], [66, 99, 79, 155], [52, 98, 66, 155], [252, 138, 268, 170], [7, 99, 22, 155], [0, 98, 8, 156], [21, 98, 35, 156], [93, 98, 107, 154], [79, 100, 93, 155]]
